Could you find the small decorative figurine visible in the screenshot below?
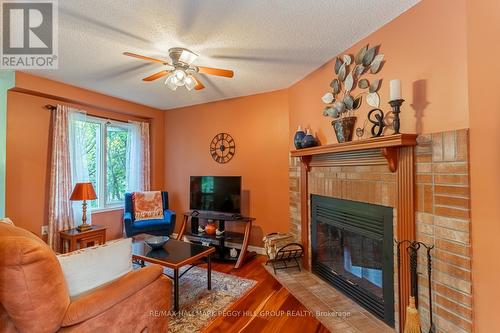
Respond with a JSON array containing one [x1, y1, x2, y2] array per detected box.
[[355, 127, 364, 140], [230, 248, 238, 258], [215, 228, 225, 236], [198, 225, 205, 234], [355, 119, 368, 140], [368, 108, 386, 137]]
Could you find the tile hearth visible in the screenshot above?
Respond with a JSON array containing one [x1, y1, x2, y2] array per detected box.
[[264, 264, 394, 333]]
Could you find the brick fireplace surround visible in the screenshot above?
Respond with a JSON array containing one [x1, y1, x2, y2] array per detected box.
[[289, 129, 472, 333]]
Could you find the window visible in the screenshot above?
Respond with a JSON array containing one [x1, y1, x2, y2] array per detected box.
[[106, 125, 128, 205], [72, 116, 130, 210]]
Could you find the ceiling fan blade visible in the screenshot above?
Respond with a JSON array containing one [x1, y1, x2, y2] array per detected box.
[[193, 76, 205, 90], [143, 70, 170, 81], [123, 52, 168, 64], [197, 66, 234, 78]]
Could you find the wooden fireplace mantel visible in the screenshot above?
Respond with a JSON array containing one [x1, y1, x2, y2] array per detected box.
[[291, 134, 417, 331], [291, 133, 417, 172]]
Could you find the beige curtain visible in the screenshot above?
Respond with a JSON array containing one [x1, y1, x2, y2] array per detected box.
[[140, 122, 151, 191], [127, 121, 151, 192], [48, 105, 75, 251]]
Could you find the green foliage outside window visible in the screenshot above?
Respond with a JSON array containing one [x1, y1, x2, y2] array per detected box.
[[75, 119, 129, 208], [106, 126, 128, 204], [75, 120, 99, 208]]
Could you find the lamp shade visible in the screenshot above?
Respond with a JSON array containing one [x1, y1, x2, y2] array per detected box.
[[70, 182, 97, 201]]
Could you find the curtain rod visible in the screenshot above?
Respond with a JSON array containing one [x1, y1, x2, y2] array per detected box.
[[44, 103, 144, 124], [9, 87, 152, 123]]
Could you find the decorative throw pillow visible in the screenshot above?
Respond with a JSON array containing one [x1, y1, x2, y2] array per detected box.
[[57, 238, 133, 298], [0, 217, 14, 225], [133, 191, 164, 221]]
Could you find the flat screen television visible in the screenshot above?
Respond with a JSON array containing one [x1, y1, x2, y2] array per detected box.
[[189, 176, 241, 214]]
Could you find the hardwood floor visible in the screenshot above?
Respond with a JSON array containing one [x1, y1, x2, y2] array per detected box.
[[201, 255, 330, 333]]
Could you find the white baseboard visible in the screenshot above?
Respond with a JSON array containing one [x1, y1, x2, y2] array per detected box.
[[172, 232, 266, 256]]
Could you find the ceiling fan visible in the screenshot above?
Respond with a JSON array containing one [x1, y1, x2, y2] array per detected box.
[[123, 47, 234, 91]]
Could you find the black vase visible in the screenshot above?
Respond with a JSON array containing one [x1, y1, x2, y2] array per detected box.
[[293, 126, 306, 149]]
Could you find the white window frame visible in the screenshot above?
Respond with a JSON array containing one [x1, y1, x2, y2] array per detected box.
[[78, 115, 132, 212]]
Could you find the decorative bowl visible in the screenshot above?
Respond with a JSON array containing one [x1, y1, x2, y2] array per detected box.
[[145, 236, 169, 249]]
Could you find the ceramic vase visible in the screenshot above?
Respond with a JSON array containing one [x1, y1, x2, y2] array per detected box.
[[293, 126, 306, 149], [301, 129, 318, 148], [205, 222, 216, 235], [332, 116, 357, 143]]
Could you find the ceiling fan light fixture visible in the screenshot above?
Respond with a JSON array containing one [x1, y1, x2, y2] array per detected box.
[[179, 49, 198, 65], [124, 48, 230, 92], [165, 74, 178, 91], [184, 75, 196, 91], [172, 69, 186, 86]]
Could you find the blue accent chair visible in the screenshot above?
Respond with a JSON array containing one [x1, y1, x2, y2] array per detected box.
[[124, 191, 176, 237]]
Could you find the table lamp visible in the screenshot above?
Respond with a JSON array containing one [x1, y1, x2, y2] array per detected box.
[[70, 182, 97, 232]]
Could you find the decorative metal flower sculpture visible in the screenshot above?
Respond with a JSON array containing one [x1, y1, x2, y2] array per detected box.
[[322, 44, 384, 119]]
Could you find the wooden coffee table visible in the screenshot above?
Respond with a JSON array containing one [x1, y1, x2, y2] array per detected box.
[[132, 234, 215, 312]]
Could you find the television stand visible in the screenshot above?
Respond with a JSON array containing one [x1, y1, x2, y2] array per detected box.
[[177, 211, 256, 268]]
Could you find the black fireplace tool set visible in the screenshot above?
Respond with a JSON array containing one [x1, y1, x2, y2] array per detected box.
[[396, 240, 435, 333]]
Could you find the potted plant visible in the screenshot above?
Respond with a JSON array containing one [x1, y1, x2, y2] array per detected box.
[[322, 44, 384, 143]]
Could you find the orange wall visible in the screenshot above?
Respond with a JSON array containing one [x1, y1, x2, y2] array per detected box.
[[289, 0, 468, 147], [164, 90, 290, 246], [6, 72, 165, 240], [163, 0, 469, 248], [467, 0, 500, 331]]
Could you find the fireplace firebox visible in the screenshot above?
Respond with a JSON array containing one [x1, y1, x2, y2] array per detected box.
[[311, 195, 394, 327]]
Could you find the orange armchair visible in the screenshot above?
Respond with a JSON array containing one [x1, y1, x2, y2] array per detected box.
[[0, 223, 171, 333]]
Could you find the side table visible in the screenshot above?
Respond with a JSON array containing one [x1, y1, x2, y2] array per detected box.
[[59, 225, 107, 253]]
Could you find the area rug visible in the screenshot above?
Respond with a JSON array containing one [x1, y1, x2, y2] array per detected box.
[[165, 266, 257, 333]]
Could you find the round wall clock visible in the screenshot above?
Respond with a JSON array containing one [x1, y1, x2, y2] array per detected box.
[[210, 133, 236, 164]]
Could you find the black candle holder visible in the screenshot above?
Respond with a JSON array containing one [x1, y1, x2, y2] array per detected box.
[[388, 99, 404, 134]]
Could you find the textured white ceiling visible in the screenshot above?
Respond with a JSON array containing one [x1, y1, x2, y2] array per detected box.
[[28, 0, 419, 110]]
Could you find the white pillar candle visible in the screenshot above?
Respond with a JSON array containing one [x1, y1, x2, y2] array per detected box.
[[390, 79, 402, 100]]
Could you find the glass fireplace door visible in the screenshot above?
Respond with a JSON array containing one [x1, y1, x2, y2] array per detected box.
[[316, 222, 383, 300], [311, 194, 394, 327]]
